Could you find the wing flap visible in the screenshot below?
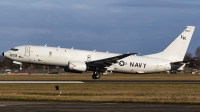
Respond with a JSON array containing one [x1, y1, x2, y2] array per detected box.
[[171, 59, 197, 65]]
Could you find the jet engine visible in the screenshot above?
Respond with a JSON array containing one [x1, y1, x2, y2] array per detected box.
[[64, 61, 87, 73]]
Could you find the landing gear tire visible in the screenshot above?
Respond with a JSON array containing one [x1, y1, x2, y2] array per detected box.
[[92, 71, 101, 79]]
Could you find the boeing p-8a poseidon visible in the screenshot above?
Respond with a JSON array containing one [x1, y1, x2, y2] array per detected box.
[[2, 26, 195, 79]]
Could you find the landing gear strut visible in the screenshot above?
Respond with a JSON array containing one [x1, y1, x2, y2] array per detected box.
[[20, 65, 22, 70], [92, 71, 101, 79], [13, 61, 22, 70]]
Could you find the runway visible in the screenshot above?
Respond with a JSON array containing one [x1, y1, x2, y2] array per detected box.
[[1, 80, 200, 111], [0, 81, 84, 84], [0, 100, 200, 112], [0, 80, 200, 84]]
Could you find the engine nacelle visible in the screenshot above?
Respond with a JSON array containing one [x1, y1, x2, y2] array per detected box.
[[66, 61, 87, 72]]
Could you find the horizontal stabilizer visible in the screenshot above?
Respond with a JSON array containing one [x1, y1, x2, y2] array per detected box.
[[171, 59, 197, 65]]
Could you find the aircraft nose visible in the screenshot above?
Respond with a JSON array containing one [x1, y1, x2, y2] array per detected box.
[[2, 52, 4, 56]]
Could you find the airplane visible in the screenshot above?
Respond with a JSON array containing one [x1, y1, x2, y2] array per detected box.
[[2, 26, 195, 79]]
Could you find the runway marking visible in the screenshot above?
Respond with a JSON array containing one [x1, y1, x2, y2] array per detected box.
[[102, 103, 119, 104], [1, 80, 200, 84], [0, 105, 6, 106], [0, 81, 84, 84]]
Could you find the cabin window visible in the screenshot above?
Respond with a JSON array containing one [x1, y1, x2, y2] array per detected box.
[[10, 48, 18, 51]]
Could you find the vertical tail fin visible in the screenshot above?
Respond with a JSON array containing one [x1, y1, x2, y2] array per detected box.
[[145, 26, 195, 61]]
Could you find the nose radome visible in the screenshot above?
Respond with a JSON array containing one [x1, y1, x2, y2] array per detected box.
[[2, 52, 4, 56]]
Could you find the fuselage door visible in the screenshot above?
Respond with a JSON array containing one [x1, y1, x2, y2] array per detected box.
[[24, 46, 30, 57], [87, 55, 91, 62]]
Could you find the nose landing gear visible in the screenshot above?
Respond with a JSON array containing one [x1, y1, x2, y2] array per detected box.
[[13, 61, 22, 70], [20, 65, 22, 70]]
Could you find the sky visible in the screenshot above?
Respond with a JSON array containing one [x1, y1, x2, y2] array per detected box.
[[0, 0, 200, 56]]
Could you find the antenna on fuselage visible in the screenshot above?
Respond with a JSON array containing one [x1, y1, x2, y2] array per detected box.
[[57, 46, 60, 51], [134, 53, 140, 56]]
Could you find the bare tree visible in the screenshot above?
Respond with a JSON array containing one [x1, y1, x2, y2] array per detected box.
[[195, 46, 200, 57], [184, 52, 193, 61], [194, 46, 200, 69], [0, 55, 5, 63]]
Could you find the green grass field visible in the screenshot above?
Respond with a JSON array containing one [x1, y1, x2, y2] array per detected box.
[[1, 74, 200, 104]]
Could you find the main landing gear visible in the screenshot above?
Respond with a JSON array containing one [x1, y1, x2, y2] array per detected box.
[[92, 71, 101, 79]]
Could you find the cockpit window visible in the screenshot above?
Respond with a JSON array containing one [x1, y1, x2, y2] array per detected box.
[[10, 48, 18, 51]]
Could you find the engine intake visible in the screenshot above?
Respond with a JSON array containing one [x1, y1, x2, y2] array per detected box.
[[66, 61, 87, 72]]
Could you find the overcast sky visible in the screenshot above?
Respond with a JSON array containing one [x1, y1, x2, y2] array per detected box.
[[0, 0, 200, 56]]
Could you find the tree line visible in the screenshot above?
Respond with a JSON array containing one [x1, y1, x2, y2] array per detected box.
[[0, 55, 56, 70]]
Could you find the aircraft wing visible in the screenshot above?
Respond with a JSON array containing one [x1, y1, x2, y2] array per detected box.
[[86, 53, 138, 67]]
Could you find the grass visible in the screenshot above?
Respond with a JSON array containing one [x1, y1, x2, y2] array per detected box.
[[1, 74, 200, 104]]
